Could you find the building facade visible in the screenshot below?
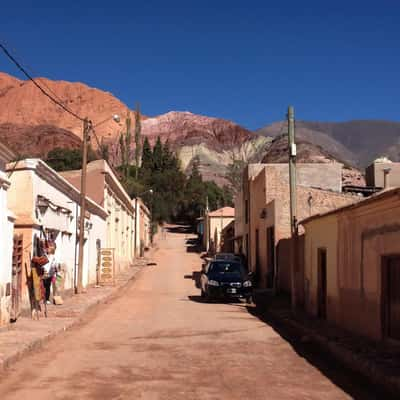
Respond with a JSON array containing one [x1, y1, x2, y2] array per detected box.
[[61, 160, 138, 271], [365, 158, 400, 188], [238, 163, 355, 295], [7, 159, 107, 312], [135, 197, 151, 256], [203, 207, 235, 254], [302, 188, 400, 342], [0, 142, 15, 326]]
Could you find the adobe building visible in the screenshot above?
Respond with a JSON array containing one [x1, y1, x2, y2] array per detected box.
[[301, 187, 400, 342], [221, 220, 235, 253], [7, 159, 107, 313], [237, 163, 356, 296], [0, 142, 15, 326], [61, 160, 137, 271], [203, 207, 235, 254], [135, 197, 151, 256], [365, 157, 400, 189]]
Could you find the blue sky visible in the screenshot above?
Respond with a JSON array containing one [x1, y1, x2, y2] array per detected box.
[[1, 0, 399, 130]]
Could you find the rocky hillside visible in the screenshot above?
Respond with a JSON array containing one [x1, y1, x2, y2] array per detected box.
[[0, 123, 81, 158], [262, 135, 365, 186], [0, 73, 262, 183], [140, 111, 254, 150], [0, 72, 129, 141], [257, 120, 400, 167]]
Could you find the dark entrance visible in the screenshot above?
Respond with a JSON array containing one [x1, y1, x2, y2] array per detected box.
[[255, 229, 260, 284], [10, 234, 23, 322], [382, 255, 400, 341], [317, 248, 327, 319], [266, 226, 275, 288]]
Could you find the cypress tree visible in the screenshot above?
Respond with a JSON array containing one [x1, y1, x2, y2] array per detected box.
[[141, 137, 153, 171], [134, 103, 141, 180], [153, 136, 163, 171]]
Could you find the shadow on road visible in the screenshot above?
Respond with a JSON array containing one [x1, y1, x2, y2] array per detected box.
[[246, 306, 394, 400]]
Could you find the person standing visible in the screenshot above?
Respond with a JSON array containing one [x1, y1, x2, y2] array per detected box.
[[42, 246, 58, 304]]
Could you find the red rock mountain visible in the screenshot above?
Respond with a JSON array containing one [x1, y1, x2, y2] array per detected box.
[[0, 123, 82, 158], [0, 72, 129, 141], [0, 72, 257, 181], [140, 111, 254, 149]]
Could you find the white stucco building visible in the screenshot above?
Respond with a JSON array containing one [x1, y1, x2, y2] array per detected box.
[[61, 160, 142, 271], [0, 142, 15, 326], [7, 159, 107, 312]]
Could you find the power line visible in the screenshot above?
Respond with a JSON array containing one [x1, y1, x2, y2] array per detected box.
[[0, 42, 84, 122]]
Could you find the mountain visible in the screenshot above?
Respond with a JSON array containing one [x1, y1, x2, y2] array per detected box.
[[257, 120, 400, 167], [0, 72, 264, 184], [112, 111, 270, 184], [262, 135, 365, 186], [0, 72, 129, 141], [0, 123, 81, 158], [140, 111, 254, 149]]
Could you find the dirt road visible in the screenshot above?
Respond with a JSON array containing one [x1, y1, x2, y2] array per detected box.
[[0, 227, 382, 399]]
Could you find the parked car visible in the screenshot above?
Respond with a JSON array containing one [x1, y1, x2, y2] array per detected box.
[[214, 253, 242, 263], [200, 260, 253, 303]]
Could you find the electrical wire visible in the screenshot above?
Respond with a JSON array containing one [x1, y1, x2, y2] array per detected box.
[[0, 43, 84, 122]]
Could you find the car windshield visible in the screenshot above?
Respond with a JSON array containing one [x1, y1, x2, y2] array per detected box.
[[208, 262, 244, 277]]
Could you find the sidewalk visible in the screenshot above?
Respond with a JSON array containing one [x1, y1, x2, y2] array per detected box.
[[253, 293, 400, 398], [0, 257, 151, 372]]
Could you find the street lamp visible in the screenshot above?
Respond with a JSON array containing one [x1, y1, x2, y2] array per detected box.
[[76, 114, 120, 294], [134, 189, 153, 258], [93, 114, 121, 128]]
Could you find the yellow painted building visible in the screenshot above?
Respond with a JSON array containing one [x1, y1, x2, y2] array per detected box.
[[301, 188, 400, 341]]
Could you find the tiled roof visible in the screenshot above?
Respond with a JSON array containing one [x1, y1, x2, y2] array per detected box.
[[208, 207, 235, 217]]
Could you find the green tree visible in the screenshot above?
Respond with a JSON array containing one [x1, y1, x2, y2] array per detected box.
[[153, 136, 163, 171], [46, 147, 97, 172], [141, 137, 153, 170], [119, 110, 132, 181], [134, 103, 141, 180]]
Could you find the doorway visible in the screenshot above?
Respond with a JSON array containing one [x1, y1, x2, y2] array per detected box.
[[266, 226, 275, 288], [255, 229, 260, 283], [317, 248, 327, 319], [382, 255, 400, 341]]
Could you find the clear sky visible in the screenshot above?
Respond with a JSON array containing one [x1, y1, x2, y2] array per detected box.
[[1, 0, 399, 130]]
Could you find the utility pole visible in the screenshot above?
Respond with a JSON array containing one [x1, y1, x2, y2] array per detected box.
[[288, 106, 298, 310], [76, 117, 91, 294]]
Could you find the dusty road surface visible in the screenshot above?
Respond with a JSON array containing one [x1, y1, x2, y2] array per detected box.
[[0, 226, 385, 399]]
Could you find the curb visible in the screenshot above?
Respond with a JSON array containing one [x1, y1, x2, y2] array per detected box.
[[0, 263, 145, 373], [264, 308, 400, 397]]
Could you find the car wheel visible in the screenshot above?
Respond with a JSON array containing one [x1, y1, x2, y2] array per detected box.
[[246, 295, 253, 305]]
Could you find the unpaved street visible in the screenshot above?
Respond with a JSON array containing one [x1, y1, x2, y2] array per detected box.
[[0, 227, 381, 399]]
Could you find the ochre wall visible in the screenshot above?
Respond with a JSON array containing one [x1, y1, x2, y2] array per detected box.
[[303, 214, 340, 323], [337, 195, 400, 340]]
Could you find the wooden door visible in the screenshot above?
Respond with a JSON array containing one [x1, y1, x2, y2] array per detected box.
[[317, 248, 327, 319], [10, 234, 23, 321], [382, 256, 400, 341]]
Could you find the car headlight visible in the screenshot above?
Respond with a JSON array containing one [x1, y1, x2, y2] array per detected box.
[[243, 280, 252, 287], [208, 280, 220, 287]]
